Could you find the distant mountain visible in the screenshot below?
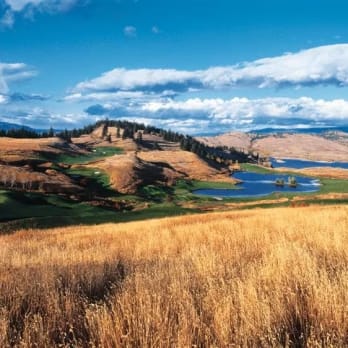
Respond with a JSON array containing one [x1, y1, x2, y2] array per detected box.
[[0, 122, 58, 134], [0, 121, 36, 132]]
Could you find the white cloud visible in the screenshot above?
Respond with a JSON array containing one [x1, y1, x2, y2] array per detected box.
[[124, 25, 137, 37], [69, 44, 348, 98], [0, 62, 37, 93], [0, 9, 14, 27], [84, 96, 348, 133], [1, 0, 81, 27], [64, 90, 176, 103], [4, 0, 79, 11], [140, 97, 348, 121], [0, 94, 8, 104], [152, 25, 160, 34], [0, 103, 90, 128]]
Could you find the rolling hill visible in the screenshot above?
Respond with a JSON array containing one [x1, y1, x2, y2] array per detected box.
[[198, 131, 348, 161]]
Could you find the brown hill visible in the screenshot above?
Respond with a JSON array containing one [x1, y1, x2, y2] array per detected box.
[[0, 137, 84, 165], [89, 150, 235, 194], [198, 132, 348, 162], [253, 133, 348, 161], [138, 150, 235, 182], [0, 164, 82, 194], [89, 153, 181, 194], [198, 132, 252, 151]]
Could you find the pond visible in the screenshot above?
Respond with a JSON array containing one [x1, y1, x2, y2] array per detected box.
[[193, 172, 320, 199], [271, 158, 348, 169]]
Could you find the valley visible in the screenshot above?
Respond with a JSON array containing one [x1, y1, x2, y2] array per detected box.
[[0, 122, 348, 232]]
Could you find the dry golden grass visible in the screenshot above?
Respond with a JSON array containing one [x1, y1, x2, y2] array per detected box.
[[1, 206, 348, 347], [199, 132, 348, 162], [0, 164, 81, 193], [253, 134, 348, 162], [0, 137, 65, 152], [138, 150, 235, 183]]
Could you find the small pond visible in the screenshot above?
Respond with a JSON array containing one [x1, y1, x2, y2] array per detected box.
[[271, 158, 348, 170], [194, 172, 320, 199]]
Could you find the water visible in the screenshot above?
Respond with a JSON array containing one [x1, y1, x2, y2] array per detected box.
[[271, 158, 348, 169], [194, 172, 320, 199]]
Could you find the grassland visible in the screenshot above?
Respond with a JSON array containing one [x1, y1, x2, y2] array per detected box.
[[1, 205, 348, 347], [49, 146, 123, 165]]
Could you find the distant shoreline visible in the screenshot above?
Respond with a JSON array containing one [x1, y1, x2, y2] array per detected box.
[[273, 157, 348, 164]]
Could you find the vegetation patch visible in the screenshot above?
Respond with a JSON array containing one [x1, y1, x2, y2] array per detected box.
[[53, 146, 123, 165], [1, 206, 348, 346]]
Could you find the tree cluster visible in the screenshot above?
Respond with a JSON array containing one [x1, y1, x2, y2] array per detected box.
[[0, 127, 55, 139]]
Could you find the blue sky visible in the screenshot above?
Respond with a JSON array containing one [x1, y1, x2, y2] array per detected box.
[[1, 0, 348, 134]]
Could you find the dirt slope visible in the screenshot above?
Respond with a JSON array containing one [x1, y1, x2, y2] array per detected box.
[[0, 165, 82, 194]]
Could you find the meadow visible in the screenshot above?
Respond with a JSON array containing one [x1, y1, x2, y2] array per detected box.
[[1, 205, 348, 347]]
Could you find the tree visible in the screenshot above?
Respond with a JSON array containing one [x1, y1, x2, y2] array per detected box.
[[136, 131, 143, 143], [48, 127, 54, 137]]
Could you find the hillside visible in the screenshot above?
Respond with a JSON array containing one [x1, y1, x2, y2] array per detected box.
[[1, 205, 348, 347], [0, 122, 242, 231], [198, 131, 348, 161]]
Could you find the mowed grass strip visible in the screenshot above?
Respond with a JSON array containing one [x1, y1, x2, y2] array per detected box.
[[54, 146, 123, 165], [0, 205, 348, 347]]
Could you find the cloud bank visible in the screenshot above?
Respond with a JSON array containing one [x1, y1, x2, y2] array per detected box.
[[84, 97, 348, 134], [69, 44, 348, 101]]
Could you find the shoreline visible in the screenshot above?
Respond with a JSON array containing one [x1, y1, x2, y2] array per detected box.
[[273, 157, 348, 164]]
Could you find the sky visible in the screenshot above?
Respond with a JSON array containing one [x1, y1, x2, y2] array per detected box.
[[1, 0, 348, 134]]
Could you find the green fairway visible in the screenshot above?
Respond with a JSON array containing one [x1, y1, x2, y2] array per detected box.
[[0, 189, 197, 233], [51, 146, 123, 165]]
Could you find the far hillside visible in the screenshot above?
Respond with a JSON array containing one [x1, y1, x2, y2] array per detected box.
[[198, 130, 348, 162]]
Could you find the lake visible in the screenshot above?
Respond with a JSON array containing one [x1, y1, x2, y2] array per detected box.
[[271, 158, 348, 169], [194, 172, 320, 199]]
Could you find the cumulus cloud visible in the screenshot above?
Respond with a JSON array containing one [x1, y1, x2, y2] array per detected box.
[[0, 103, 90, 128], [1, 0, 82, 27], [123, 25, 137, 37], [0, 9, 14, 27], [4, 0, 80, 12], [83, 96, 348, 134], [68, 44, 348, 100], [152, 25, 160, 34]]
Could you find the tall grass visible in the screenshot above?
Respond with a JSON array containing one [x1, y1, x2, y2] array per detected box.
[[1, 205, 348, 347]]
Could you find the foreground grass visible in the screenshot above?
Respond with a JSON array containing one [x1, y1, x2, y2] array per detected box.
[[1, 205, 348, 347]]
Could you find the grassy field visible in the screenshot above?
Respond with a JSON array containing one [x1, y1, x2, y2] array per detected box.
[[1, 205, 348, 347], [49, 146, 123, 165]]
